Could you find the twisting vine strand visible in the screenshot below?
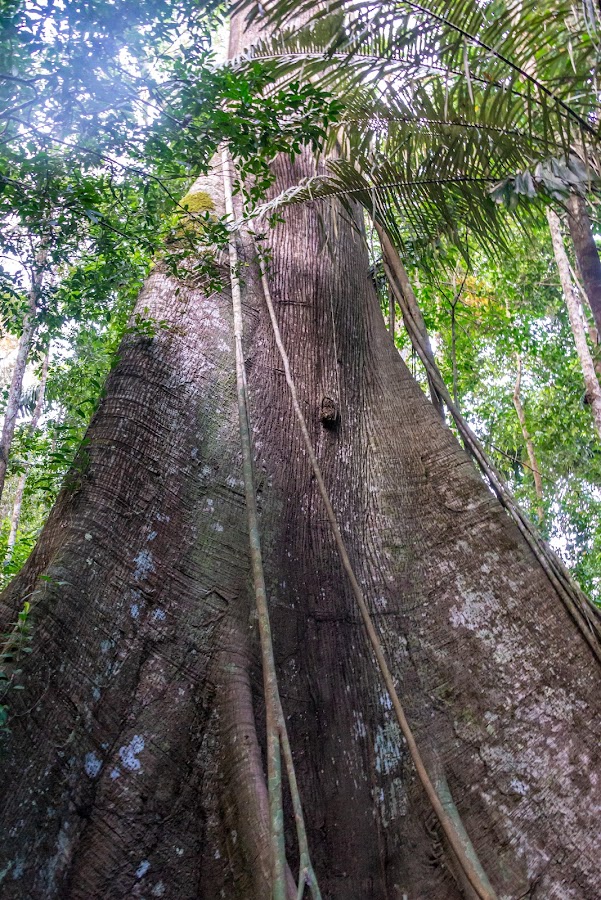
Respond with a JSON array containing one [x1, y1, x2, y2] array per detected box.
[[221, 146, 322, 900]]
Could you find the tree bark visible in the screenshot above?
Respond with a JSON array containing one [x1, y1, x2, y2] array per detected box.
[[5, 349, 50, 562], [566, 193, 601, 335], [512, 355, 544, 522], [547, 207, 601, 440], [0, 138, 600, 900], [0, 308, 36, 504]]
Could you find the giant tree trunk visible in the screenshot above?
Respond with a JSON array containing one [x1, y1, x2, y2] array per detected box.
[[0, 155, 600, 900], [566, 193, 601, 335]]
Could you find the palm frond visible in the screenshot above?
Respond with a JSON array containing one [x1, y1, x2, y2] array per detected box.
[[228, 0, 601, 257]]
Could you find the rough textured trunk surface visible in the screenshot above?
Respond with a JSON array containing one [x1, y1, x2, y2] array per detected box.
[[0, 153, 600, 899], [567, 193, 601, 336]]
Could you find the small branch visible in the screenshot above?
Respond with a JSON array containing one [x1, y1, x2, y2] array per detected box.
[[5, 348, 50, 563]]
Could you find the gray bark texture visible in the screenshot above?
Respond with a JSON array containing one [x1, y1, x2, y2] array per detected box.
[[0, 163, 600, 899]]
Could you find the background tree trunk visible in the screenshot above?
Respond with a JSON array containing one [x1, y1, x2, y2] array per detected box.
[[547, 207, 601, 440], [512, 354, 544, 521], [5, 349, 50, 562], [0, 250, 45, 504], [0, 160, 600, 900], [0, 308, 36, 504], [566, 193, 601, 335]]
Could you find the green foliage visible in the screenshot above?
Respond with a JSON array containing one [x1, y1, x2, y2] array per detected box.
[[0, 599, 32, 732]]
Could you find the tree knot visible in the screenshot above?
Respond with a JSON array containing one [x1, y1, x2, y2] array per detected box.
[[320, 396, 339, 428]]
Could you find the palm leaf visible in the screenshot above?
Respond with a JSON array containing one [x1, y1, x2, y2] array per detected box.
[[227, 0, 600, 255]]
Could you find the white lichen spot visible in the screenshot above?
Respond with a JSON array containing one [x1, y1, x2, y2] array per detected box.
[[84, 752, 102, 779], [210, 522, 224, 533], [130, 604, 140, 620], [133, 549, 155, 582], [147, 530, 157, 542], [374, 721, 403, 775], [379, 692, 392, 711], [110, 768, 121, 780], [92, 688, 101, 702], [100, 639, 113, 654], [352, 710, 367, 740], [175, 847, 184, 856], [151, 882, 166, 897], [152, 608, 166, 622], [509, 777, 529, 796], [135, 860, 150, 879], [84, 533, 92, 541], [156, 512, 170, 523], [119, 735, 145, 772]]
